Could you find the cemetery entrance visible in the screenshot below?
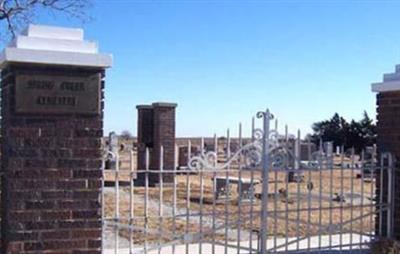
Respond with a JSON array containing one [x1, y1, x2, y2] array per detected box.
[[102, 109, 395, 253]]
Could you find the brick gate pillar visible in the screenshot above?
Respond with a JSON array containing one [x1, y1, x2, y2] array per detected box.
[[372, 65, 400, 239], [0, 25, 112, 253], [136, 102, 177, 186], [136, 105, 154, 185], [152, 103, 177, 184]]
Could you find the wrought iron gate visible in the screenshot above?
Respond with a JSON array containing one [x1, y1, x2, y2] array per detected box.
[[102, 109, 395, 253]]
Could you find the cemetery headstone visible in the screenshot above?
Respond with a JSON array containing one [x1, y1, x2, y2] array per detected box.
[[105, 132, 119, 170]]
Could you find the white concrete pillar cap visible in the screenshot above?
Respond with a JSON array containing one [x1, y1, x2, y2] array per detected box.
[[0, 24, 112, 68], [372, 64, 400, 92]]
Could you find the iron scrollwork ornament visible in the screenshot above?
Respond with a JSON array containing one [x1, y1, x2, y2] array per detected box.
[[188, 109, 333, 172]]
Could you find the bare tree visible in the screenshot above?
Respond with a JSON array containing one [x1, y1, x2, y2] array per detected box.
[[0, 0, 91, 40]]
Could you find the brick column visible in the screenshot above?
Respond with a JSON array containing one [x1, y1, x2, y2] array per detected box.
[[136, 105, 155, 186], [152, 103, 177, 184], [0, 25, 111, 253], [373, 66, 400, 239], [136, 102, 177, 186], [1, 64, 105, 253]]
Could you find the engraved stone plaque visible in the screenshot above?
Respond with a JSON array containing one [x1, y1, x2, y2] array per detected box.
[[15, 73, 101, 114]]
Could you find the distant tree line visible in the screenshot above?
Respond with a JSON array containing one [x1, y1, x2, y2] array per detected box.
[[310, 111, 376, 153], [120, 130, 133, 139]]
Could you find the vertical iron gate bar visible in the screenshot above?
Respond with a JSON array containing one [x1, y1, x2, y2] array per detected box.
[[285, 126, 290, 253], [295, 129, 301, 251], [172, 145, 178, 254], [369, 148, 375, 251], [224, 129, 230, 254], [212, 134, 218, 254], [260, 109, 271, 254], [129, 149, 134, 254], [329, 144, 333, 251], [349, 148, 355, 250], [318, 144, 323, 253], [158, 146, 164, 254], [379, 154, 384, 237], [144, 148, 150, 254], [306, 137, 312, 252], [273, 120, 278, 253], [185, 140, 191, 254], [360, 151, 365, 249], [115, 152, 120, 254], [237, 123, 243, 254], [249, 119, 255, 254], [339, 146, 345, 254], [198, 138, 204, 254]]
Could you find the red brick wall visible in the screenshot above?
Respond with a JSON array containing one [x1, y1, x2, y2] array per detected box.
[[136, 106, 157, 185], [152, 103, 176, 183], [136, 103, 176, 186], [376, 91, 400, 239], [136, 106, 153, 171], [1, 64, 104, 253]]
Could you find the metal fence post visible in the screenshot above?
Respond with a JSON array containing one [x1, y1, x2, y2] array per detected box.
[[260, 109, 271, 254]]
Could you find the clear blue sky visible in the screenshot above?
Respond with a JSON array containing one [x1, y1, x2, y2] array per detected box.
[[35, 1, 400, 137]]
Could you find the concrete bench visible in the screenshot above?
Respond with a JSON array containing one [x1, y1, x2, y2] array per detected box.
[[212, 176, 261, 201]]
